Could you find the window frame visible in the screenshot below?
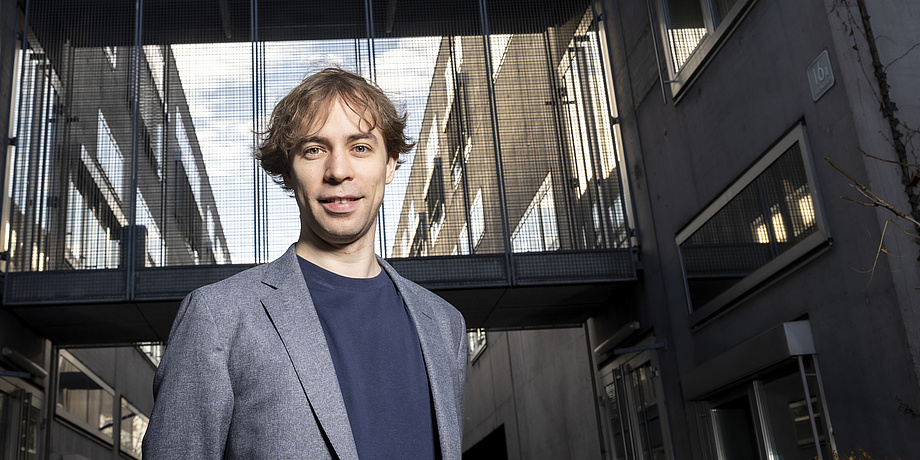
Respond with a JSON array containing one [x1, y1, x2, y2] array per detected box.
[[598, 343, 675, 460], [676, 123, 831, 326], [654, 0, 758, 100], [119, 396, 149, 459], [55, 350, 116, 445]]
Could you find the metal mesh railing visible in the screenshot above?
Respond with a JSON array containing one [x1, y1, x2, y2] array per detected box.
[[4, 0, 634, 301]]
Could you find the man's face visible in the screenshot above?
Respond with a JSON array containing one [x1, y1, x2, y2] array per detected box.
[[285, 97, 397, 250]]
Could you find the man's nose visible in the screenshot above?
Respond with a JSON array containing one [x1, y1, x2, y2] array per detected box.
[[324, 149, 354, 183]]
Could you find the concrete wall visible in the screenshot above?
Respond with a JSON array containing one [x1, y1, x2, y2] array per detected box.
[[463, 327, 602, 459]]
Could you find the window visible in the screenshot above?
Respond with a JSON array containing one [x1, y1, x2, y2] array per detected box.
[[698, 357, 833, 460], [138, 344, 165, 366], [656, 0, 752, 96], [600, 347, 672, 460], [467, 329, 487, 363], [136, 191, 163, 267], [0, 381, 42, 460], [120, 398, 149, 459], [103, 46, 117, 68], [470, 189, 484, 250], [97, 110, 124, 199], [65, 176, 120, 270], [676, 123, 829, 324], [511, 174, 559, 253], [426, 159, 446, 244], [684, 322, 836, 459], [56, 350, 115, 442]]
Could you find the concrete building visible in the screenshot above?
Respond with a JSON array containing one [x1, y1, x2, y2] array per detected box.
[[584, 0, 920, 458], [1, 0, 230, 457]]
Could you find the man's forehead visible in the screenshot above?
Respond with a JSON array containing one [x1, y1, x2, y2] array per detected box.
[[297, 96, 378, 137]]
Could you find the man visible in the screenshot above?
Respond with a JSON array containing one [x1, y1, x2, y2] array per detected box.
[[143, 68, 467, 459]]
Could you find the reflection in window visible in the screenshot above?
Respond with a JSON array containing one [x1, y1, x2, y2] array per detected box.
[[604, 361, 668, 460], [470, 189, 484, 250], [103, 46, 117, 68], [138, 344, 165, 366], [65, 179, 119, 270], [176, 111, 202, 214], [489, 34, 512, 79], [458, 223, 470, 256], [467, 329, 487, 362], [700, 357, 832, 459], [677, 132, 825, 314], [57, 352, 114, 441], [663, 0, 707, 71], [97, 110, 124, 198], [660, 0, 746, 74], [120, 398, 149, 458], [427, 159, 446, 244], [136, 191, 163, 267], [512, 174, 559, 253]]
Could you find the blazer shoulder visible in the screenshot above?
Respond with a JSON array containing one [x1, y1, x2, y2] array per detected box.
[[190, 263, 269, 299], [389, 267, 465, 328]]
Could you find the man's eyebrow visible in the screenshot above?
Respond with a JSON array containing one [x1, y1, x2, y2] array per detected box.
[[346, 131, 377, 143], [299, 132, 377, 146], [301, 135, 329, 146]]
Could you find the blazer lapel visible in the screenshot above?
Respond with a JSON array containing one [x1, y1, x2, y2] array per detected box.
[[260, 246, 359, 460], [381, 259, 461, 460]]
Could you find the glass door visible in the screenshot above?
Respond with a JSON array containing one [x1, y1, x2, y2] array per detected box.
[[599, 349, 671, 460], [0, 379, 43, 460]]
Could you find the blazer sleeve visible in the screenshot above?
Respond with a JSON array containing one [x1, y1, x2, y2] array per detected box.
[[454, 312, 468, 437], [142, 289, 235, 459]]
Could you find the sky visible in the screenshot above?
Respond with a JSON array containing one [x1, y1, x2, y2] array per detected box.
[[171, 37, 441, 263]]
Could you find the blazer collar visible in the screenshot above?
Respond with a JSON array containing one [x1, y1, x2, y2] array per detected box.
[[260, 246, 459, 460], [260, 245, 359, 460], [380, 258, 461, 460]]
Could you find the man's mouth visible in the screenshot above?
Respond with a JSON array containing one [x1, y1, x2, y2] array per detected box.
[[320, 197, 360, 213], [323, 198, 356, 204]]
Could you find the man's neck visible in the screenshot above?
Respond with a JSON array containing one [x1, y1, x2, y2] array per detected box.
[[294, 238, 381, 279]]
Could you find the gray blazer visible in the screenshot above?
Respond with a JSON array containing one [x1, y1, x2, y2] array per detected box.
[[142, 245, 467, 459]]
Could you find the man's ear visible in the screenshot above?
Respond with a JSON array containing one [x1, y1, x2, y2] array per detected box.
[[385, 154, 397, 185]]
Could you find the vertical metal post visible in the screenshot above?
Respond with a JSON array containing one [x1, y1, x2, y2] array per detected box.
[[477, 0, 514, 285], [3, 0, 31, 280], [644, 0, 670, 104], [251, 0, 263, 263], [126, 0, 144, 299]]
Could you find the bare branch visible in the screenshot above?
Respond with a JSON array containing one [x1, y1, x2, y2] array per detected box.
[[884, 41, 920, 72], [825, 156, 920, 227], [858, 147, 920, 168]]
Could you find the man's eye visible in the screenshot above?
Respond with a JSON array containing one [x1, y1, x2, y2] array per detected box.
[[354, 145, 369, 154], [303, 146, 322, 156]]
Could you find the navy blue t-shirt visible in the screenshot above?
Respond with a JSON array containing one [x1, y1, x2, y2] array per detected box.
[[298, 257, 439, 459]]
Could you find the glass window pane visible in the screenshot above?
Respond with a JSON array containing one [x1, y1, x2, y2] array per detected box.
[[120, 398, 149, 458], [712, 0, 740, 27], [679, 141, 821, 312], [710, 393, 759, 460], [663, 0, 707, 71], [760, 363, 829, 459], [631, 365, 667, 460], [604, 379, 632, 460], [56, 354, 114, 441]]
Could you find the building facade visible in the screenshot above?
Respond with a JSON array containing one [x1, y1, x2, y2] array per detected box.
[[578, 0, 920, 458]]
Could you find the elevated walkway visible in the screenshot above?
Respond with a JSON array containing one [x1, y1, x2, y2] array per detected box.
[[3, 249, 635, 345]]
